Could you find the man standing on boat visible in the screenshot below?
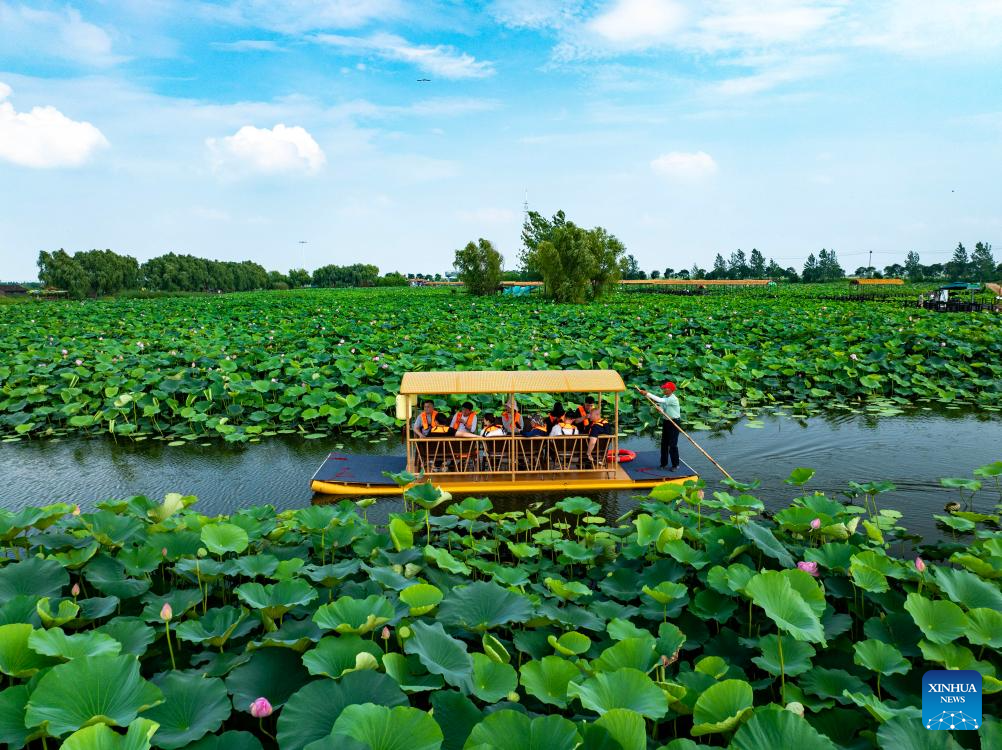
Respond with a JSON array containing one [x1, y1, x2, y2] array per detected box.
[[639, 382, 681, 471]]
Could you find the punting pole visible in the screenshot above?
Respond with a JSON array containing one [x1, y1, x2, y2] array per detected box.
[[634, 386, 734, 481]]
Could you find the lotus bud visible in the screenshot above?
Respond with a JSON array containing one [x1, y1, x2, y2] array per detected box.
[[506, 691, 520, 703], [72, 504, 81, 516], [796, 561, 820, 578], [249, 697, 273, 718], [810, 518, 821, 530], [660, 654, 670, 668], [914, 556, 926, 573], [197, 547, 207, 558], [381, 626, 391, 641], [71, 583, 81, 597], [160, 603, 173, 622], [161, 547, 168, 558]]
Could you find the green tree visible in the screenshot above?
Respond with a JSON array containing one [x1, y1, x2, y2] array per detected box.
[[312, 264, 380, 287], [971, 242, 995, 280], [677, 268, 691, 280], [904, 251, 923, 281], [38, 250, 89, 297], [268, 270, 289, 289], [709, 254, 727, 280], [621, 254, 643, 280], [453, 238, 503, 296], [526, 222, 623, 303], [519, 209, 566, 271], [663, 267, 675, 278], [288, 268, 311, 287], [38, 249, 140, 297], [749, 249, 766, 277], [802, 253, 818, 282], [765, 259, 784, 278], [945, 243, 969, 280], [650, 270, 661, 279], [728, 249, 749, 279], [689, 264, 705, 279]]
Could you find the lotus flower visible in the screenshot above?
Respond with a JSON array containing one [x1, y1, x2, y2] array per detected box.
[[71, 583, 81, 597], [810, 518, 821, 530], [162, 547, 168, 557], [72, 505, 81, 516], [160, 603, 173, 622], [381, 626, 391, 640], [250, 697, 273, 718], [915, 556, 926, 573], [75, 359, 83, 366], [796, 561, 820, 577]]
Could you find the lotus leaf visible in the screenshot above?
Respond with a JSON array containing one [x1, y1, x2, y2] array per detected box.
[[28, 627, 122, 661], [235, 580, 317, 620], [903, 594, 968, 645], [691, 678, 754, 736], [568, 667, 669, 719], [0, 624, 56, 677], [60, 718, 160, 750], [399, 583, 444, 616], [382, 652, 445, 692], [439, 581, 532, 632], [314, 594, 394, 634], [751, 635, 815, 677], [278, 672, 408, 750], [730, 707, 839, 749], [0, 557, 68, 599], [330, 703, 443, 750], [142, 672, 231, 749], [175, 606, 251, 648], [592, 636, 657, 673], [200, 523, 249, 555], [303, 635, 383, 678], [35, 597, 80, 627], [853, 640, 910, 676], [931, 567, 1002, 611], [547, 631, 591, 656], [744, 570, 826, 643], [404, 620, 474, 690], [464, 710, 581, 750], [224, 647, 309, 710], [25, 654, 163, 737], [430, 691, 481, 750]]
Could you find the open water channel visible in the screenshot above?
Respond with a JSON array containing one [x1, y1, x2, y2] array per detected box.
[[2, 409, 1000, 541]]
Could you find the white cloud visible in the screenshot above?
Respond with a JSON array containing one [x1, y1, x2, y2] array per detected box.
[[207, 124, 326, 175], [853, 0, 1002, 56], [312, 33, 495, 79], [211, 0, 402, 33], [697, 1, 842, 49], [0, 83, 109, 168], [211, 39, 284, 52], [709, 54, 837, 95], [0, 2, 121, 66], [650, 150, 718, 179], [490, 0, 583, 30], [588, 0, 688, 46]]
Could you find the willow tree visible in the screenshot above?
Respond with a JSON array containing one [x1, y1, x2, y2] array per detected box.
[[526, 222, 624, 303], [454, 238, 503, 296]]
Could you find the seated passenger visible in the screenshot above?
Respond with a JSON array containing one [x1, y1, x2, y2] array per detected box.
[[429, 412, 455, 437], [572, 396, 596, 428], [411, 399, 438, 438], [585, 407, 609, 465], [480, 413, 505, 437], [521, 415, 548, 437], [501, 401, 523, 435], [450, 402, 478, 435], [549, 412, 580, 436], [545, 402, 565, 432]]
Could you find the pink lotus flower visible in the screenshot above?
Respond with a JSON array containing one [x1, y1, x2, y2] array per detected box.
[[850, 353, 858, 361], [810, 518, 821, 530], [161, 547, 168, 557], [915, 556, 926, 573], [160, 603, 173, 622], [250, 697, 273, 718], [72, 505, 81, 516], [75, 359, 83, 366], [61, 349, 68, 356], [796, 561, 820, 577]]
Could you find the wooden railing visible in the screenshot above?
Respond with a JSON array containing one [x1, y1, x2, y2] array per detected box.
[[406, 435, 615, 479]]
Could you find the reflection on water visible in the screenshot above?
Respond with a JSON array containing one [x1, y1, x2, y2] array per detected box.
[[1, 409, 999, 541]]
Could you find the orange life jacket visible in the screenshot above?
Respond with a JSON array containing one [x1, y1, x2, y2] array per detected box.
[[451, 411, 477, 430], [577, 405, 591, 428], [430, 424, 451, 435], [419, 410, 438, 431]]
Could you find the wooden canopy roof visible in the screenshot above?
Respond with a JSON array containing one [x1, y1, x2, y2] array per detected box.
[[400, 370, 626, 395]]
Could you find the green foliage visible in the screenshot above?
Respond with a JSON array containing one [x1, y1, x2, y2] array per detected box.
[[0, 466, 999, 748], [453, 238, 503, 296]]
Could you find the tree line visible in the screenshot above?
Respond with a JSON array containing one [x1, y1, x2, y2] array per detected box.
[[35, 250, 408, 298]]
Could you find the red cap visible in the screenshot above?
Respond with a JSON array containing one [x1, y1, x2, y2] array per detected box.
[[660, 381, 676, 392]]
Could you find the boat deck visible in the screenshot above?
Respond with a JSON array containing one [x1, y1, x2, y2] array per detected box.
[[310, 450, 697, 496]]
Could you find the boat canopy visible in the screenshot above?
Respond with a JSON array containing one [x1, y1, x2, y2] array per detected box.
[[399, 369, 626, 396]]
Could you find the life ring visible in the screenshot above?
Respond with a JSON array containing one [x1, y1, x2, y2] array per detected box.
[[607, 449, 636, 463]]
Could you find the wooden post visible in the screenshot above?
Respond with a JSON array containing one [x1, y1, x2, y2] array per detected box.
[[510, 391, 516, 484], [613, 392, 619, 479]]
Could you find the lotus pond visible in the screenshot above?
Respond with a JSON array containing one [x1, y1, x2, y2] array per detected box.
[[2, 287, 1000, 444], [1, 465, 1000, 750]]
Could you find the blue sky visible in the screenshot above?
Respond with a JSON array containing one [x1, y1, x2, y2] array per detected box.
[[1, 0, 1001, 280]]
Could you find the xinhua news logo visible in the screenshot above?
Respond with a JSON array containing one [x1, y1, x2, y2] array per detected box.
[[922, 670, 981, 731]]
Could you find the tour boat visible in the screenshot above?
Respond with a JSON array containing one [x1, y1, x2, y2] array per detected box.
[[310, 370, 698, 496]]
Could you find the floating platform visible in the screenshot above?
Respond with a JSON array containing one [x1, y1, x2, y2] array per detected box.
[[310, 451, 698, 496]]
